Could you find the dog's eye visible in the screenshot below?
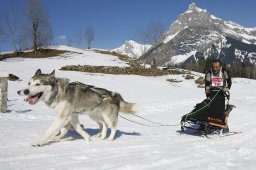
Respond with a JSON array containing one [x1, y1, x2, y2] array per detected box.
[[36, 83, 40, 86], [28, 82, 31, 85]]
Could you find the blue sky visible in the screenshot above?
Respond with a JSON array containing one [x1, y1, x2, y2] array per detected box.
[[0, 0, 256, 51]]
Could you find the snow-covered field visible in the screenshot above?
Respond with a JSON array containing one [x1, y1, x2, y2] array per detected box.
[[0, 46, 256, 170]]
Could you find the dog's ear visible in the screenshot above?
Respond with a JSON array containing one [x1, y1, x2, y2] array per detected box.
[[34, 69, 42, 76], [50, 70, 55, 77]]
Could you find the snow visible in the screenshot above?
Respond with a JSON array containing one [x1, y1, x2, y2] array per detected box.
[[210, 14, 221, 20], [185, 10, 193, 14], [0, 46, 129, 78], [168, 51, 197, 65], [1, 46, 256, 169], [239, 33, 256, 41], [223, 21, 256, 44], [112, 40, 151, 59], [225, 21, 256, 32], [163, 31, 180, 43], [223, 27, 241, 37], [48, 45, 88, 53], [235, 49, 246, 61], [242, 39, 252, 44], [225, 21, 244, 30], [248, 52, 256, 64]]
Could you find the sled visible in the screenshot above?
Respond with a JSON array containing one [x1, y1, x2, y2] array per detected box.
[[180, 89, 236, 138]]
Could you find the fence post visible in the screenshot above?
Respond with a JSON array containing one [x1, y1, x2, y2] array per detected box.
[[0, 77, 8, 113]]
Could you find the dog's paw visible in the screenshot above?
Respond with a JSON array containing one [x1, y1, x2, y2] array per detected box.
[[31, 143, 43, 147], [107, 137, 115, 141], [84, 136, 90, 142], [101, 136, 107, 140], [31, 141, 44, 147]]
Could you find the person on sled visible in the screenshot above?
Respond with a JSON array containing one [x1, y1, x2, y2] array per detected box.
[[181, 59, 233, 134], [204, 59, 232, 132]]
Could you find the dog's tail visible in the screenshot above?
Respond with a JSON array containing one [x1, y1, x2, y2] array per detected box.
[[120, 101, 138, 114], [112, 92, 138, 114]]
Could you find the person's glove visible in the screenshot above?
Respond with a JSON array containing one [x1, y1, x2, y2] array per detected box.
[[205, 89, 211, 94], [223, 87, 229, 92]]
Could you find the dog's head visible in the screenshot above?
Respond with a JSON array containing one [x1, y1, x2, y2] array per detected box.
[[17, 69, 56, 105]]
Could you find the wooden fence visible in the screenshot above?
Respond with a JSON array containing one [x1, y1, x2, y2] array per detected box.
[[0, 77, 8, 113]]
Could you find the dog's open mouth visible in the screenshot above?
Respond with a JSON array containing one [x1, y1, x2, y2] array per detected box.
[[25, 92, 43, 105]]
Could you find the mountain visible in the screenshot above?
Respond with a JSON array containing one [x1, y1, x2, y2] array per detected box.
[[112, 40, 151, 59], [139, 2, 256, 66]]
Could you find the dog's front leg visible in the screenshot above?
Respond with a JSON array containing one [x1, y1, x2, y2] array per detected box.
[[32, 119, 68, 146], [51, 123, 71, 141], [31, 116, 70, 147]]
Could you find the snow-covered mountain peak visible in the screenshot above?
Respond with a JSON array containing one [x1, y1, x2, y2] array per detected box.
[[187, 2, 207, 13], [140, 3, 256, 66], [188, 2, 197, 10], [112, 40, 151, 59], [163, 3, 222, 43], [124, 40, 140, 46], [166, 3, 256, 44]]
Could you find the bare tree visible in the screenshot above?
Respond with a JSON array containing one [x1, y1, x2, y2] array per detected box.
[[85, 25, 95, 49], [17, 26, 31, 51], [136, 20, 165, 45], [76, 30, 83, 47], [25, 0, 53, 52]]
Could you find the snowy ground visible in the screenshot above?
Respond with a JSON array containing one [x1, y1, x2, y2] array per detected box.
[[0, 46, 256, 170]]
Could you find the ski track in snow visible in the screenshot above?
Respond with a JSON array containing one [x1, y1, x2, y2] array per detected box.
[[0, 46, 256, 170]]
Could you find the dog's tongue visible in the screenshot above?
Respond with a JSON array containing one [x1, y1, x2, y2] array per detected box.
[[26, 96, 39, 105]]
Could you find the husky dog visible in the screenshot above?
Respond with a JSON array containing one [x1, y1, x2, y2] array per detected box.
[[17, 69, 137, 147]]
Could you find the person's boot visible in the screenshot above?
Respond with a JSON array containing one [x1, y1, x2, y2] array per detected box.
[[222, 126, 229, 133]]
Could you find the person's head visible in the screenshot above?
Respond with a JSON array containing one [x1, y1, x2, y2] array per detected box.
[[211, 59, 222, 74]]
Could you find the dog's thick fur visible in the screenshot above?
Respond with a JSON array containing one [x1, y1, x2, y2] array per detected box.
[[17, 69, 137, 146]]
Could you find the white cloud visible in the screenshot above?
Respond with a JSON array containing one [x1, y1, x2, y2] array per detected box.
[[58, 35, 66, 40]]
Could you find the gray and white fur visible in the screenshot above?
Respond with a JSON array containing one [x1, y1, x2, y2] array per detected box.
[[17, 69, 137, 147]]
